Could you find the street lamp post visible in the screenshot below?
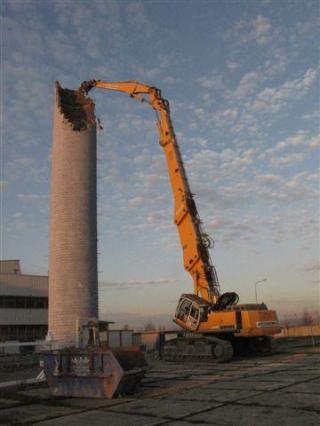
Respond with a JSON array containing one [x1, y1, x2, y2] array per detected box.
[[255, 278, 267, 304]]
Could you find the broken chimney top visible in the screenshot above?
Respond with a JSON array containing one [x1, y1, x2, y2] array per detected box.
[[55, 81, 96, 131]]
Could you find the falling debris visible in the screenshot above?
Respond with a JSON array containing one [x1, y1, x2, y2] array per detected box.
[[55, 81, 96, 131]]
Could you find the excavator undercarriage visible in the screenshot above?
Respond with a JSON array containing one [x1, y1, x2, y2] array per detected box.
[[161, 293, 280, 362], [163, 335, 234, 362], [162, 335, 275, 363]]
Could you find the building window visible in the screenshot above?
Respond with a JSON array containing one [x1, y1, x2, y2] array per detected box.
[[0, 325, 48, 342], [0, 296, 48, 309]]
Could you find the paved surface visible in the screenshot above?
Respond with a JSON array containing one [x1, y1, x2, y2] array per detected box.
[[0, 347, 319, 425]]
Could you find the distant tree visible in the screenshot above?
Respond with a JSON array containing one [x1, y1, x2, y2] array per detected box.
[[302, 309, 313, 325], [144, 321, 156, 331], [313, 311, 320, 324]]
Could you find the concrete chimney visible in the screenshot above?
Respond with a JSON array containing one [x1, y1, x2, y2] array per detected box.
[[48, 82, 98, 348]]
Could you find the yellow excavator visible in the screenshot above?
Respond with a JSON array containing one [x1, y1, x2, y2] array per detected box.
[[80, 80, 281, 362]]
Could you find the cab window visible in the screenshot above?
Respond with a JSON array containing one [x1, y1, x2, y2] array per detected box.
[[177, 299, 191, 320], [190, 305, 199, 319]]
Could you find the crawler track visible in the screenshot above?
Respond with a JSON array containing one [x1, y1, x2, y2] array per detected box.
[[163, 336, 234, 362]]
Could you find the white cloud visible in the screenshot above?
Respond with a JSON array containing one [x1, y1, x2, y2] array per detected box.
[[206, 216, 258, 245], [276, 132, 308, 149], [226, 60, 240, 71], [234, 71, 262, 99], [260, 131, 320, 163], [216, 108, 238, 121], [16, 193, 48, 201], [207, 217, 232, 231], [197, 71, 225, 91], [308, 136, 320, 149], [125, 1, 150, 28], [127, 196, 145, 209], [270, 152, 307, 166], [188, 137, 208, 148], [263, 48, 287, 77], [251, 68, 317, 114], [306, 171, 320, 182], [256, 174, 282, 184], [252, 15, 271, 43], [164, 76, 176, 84], [101, 278, 178, 288], [226, 14, 277, 47], [303, 260, 320, 273], [302, 110, 319, 121]]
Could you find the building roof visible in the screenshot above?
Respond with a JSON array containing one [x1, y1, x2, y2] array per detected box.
[[0, 260, 21, 275], [0, 260, 48, 297], [0, 273, 48, 297]]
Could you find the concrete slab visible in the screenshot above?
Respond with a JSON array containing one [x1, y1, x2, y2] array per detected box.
[[0, 404, 81, 424], [187, 374, 226, 381], [290, 367, 320, 373], [147, 373, 189, 380], [140, 379, 189, 388], [237, 389, 320, 411], [107, 397, 221, 419], [190, 373, 246, 383], [140, 379, 208, 396], [0, 398, 21, 408], [171, 387, 260, 402], [1, 346, 319, 425], [240, 372, 316, 383], [55, 397, 132, 409], [37, 410, 165, 426], [286, 369, 320, 374], [187, 404, 320, 426], [165, 422, 214, 426], [15, 387, 52, 400], [204, 379, 286, 391], [281, 381, 320, 394], [0, 366, 41, 383]]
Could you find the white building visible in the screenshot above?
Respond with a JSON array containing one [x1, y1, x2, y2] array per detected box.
[[0, 260, 48, 342]]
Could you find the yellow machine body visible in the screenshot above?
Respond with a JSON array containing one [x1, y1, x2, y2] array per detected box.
[[175, 306, 280, 337]]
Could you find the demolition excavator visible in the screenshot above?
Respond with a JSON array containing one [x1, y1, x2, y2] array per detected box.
[[81, 80, 281, 362]]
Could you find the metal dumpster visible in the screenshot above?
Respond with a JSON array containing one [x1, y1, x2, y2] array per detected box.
[[43, 346, 147, 398]]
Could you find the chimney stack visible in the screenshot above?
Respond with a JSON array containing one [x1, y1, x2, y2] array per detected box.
[[48, 82, 98, 347]]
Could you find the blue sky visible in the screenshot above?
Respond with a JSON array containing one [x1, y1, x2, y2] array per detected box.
[[1, 0, 319, 326]]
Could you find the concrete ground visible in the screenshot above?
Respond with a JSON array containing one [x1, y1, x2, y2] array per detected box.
[[0, 346, 319, 425]]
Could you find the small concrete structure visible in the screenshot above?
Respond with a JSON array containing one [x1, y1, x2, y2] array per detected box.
[[48, 82, 98, 348]]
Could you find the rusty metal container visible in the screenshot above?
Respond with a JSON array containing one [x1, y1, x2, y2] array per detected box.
[[43, 347, 147, 398]]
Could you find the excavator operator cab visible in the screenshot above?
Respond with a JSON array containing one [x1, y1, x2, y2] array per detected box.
[[174, 294, 209, 331]]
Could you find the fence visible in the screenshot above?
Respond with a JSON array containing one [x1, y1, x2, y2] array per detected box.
[[276, 324, 320, 339]]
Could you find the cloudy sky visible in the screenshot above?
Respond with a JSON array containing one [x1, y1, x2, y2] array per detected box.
[[1, 0, 319, 326]]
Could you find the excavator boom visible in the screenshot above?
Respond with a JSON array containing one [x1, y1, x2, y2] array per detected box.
[[80, 79, 280, 361], [81, 79, 221, 304]]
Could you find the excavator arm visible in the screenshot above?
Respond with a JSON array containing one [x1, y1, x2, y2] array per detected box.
[[80, 80, 221, 304], [78, 79, 280, 357]]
